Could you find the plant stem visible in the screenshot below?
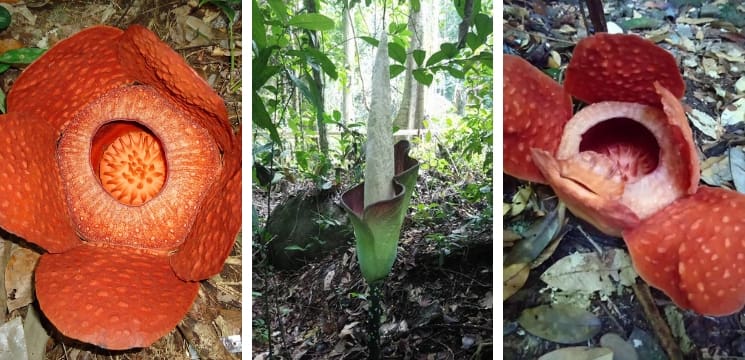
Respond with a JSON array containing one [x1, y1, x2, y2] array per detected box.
[[368, 282, 382, 359]]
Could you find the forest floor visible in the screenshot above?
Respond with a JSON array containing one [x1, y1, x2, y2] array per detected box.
[[252, 168, 494, 359], [0, 1, 241, 359], [504, 0, 745, 359]]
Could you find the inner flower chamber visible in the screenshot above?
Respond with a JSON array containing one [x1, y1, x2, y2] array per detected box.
[[91, 121, 167, 206]]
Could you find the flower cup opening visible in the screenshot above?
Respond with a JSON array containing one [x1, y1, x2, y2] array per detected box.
[[579, 117, 660, 183], [91, 120, 167, 206]]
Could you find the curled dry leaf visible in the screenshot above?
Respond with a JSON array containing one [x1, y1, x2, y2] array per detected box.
[[730, 147, 745, 193], [504, 203, 566, 266], [700, 154, 732, 186], [4, 245, 39, 312], [504, 263, 530, 301]]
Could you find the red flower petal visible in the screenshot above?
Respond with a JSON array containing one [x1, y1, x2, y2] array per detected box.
[[564, 34, 685, 107], [623, 187, 745, 316], [117, 25, 231, 146], [0, 113, 78, 252], [170, 133, 242, 280], [531, 148, 640, 236], [8, 26, 134, 132], [504, 54, 573, 183], [655, 82, 699, 195], [35, 244, 199, 350]]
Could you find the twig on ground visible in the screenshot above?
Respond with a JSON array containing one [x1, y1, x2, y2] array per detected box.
[[632, 280, 683, 360]]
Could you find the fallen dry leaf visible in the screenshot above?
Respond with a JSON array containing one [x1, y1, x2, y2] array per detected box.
[[538, 346, 613, 360], [540, 249, 637, 295], [4, 245, 40, 312], [518, 304, 602, 344], [504, 263, 530, 301]]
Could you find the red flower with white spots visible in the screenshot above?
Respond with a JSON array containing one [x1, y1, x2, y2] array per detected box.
[[0, 25, 241, 349], [505, 33, 745, 316]]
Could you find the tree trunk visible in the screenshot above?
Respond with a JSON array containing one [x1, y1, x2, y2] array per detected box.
[[342, 3, 354, 126], [393, 0, 423, 141], [305, 0, 328, 155]]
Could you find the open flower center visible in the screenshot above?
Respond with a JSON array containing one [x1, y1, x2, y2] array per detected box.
[[92, 122, 166, 206], [579, 118, 659, 183]]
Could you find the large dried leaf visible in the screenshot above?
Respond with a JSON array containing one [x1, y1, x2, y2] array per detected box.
[[4, 245, 39, 312], [505, 203, 566, 266], [700, 154, 732, 186], [0, 317, 28, 360], [730, 146, 745, 193], [508, 186, 533, 216], [687, 109, 718, 139], [722, 98, 745, 127], [504, 263, 530, 301], [518, 304, 602, 344], [540, 249, 637, 294], [24, 306, 48, 360], [600, 333, 639, 360], [538, 346, 613, 360]]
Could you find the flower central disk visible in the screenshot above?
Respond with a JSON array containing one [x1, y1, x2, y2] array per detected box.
[[99, 131, 165, 205]]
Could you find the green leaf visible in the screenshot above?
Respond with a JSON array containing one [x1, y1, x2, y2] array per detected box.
[[252, 91, 280, 144], [290, 48, 338, 79], [474, 13, 492, 40], [0, 6, 10, 31], [288, 13, 335, 31], [425, 50, 447, 66], [389, 64, 406, 78], [252, 0, 266, 48], [267, 0, 288, 22], [465, 32, 481, 51], [440, 42, 458, 57], [445, 66, 465, 79], [288, 71, 322, 111], [0, 48, 45, 64], [388, 22, 407, 35], [412, 49, 425, 66], [252, 46, 281, 88], [0, 86, 5, 114], [387, 42, 406, 63], [411, 0, 420, 11], [360, 36, 379, 47], [0, 63, 9, 74], [412, 68, 433, 86]]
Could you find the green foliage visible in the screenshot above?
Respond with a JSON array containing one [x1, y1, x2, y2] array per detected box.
[[0, 6, 10, 31], [0, 48, 44, 65], [252, 318, 270, 344], [0, 47, 45, 113]]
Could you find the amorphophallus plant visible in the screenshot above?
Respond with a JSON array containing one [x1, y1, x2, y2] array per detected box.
[[505, 33, 745, 316], [340, 32, 419, 358], [0, 25, 241, 349], [340, 32, 419, 285]]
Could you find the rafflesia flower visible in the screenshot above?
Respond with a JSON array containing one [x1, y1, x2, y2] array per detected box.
[[505, 34, 745, 316], [0, 25, 241, 349]]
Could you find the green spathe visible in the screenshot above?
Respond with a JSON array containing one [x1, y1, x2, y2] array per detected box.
[[341, 141, 419, 283]]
